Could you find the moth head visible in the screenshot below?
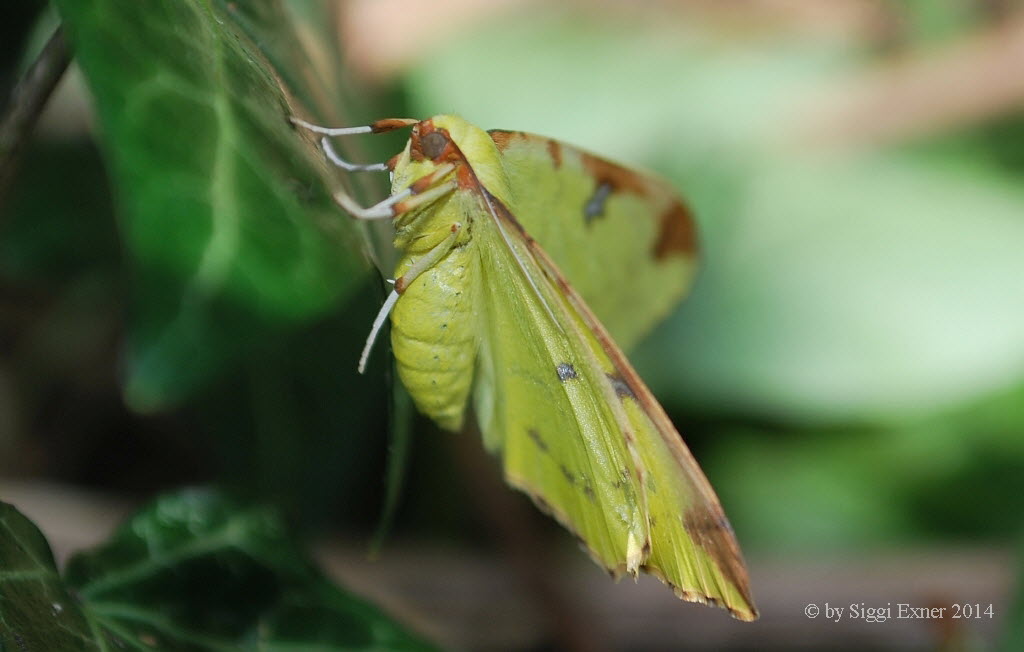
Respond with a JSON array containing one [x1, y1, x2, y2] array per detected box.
[[410, 120, 455, 163]]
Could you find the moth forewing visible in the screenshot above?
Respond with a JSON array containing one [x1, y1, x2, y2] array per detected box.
[[486, 200, 757, 620], [471, 204, 648, 574]]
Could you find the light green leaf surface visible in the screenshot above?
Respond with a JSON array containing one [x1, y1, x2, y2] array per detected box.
[[403, 9, 1024, 422], [642, 153, 1024, 421]]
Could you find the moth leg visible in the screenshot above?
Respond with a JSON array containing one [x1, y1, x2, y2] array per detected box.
[[358, 224, 462, 372], [333, 188, 412, 220], [321, 137, 388, 172], [333, 163, 457, 220], [358, 286, 400, 374]]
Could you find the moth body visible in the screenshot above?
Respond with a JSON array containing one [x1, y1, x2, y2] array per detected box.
[[388, 117, 509, 430], [390, 188, 480, 431]]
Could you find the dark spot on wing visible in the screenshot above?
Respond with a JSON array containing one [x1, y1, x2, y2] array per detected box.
[[527, 428, 548, 452], [583, 181, 613, 224], [607, 373, 636, 400], [560, 464, 576, 485], [547, 139, 563, 168], [655, 200, 698, 260], [556, 362, 578, 381], [583, 481, 596, 503]]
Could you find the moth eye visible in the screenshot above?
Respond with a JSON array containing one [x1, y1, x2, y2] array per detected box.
[[421, 131, 450, 159]]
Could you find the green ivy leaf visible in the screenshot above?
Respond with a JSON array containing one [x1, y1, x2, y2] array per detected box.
[[51, 0, 374, 411], [0, 502, 93, 651], [0, 491, 438, 650]]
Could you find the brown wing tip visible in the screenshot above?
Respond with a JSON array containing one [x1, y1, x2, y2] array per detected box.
[[643, 564, 759, 621], [510, 473, 758, 620], [679, 590, 758, 622], [734, 606, 760, 622]]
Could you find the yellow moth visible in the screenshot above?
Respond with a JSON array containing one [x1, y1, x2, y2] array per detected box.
[[293, 114, 757, 620]]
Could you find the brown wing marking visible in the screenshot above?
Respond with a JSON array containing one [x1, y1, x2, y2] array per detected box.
[[487, 128, 525, 151], [489, 128, 563, 169], [577, 151, 647, 194], [546, 139, 563, 168], [655, 200, 698, 260]]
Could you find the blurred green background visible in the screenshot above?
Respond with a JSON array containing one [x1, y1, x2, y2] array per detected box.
[[2, 0, 1023, 650]]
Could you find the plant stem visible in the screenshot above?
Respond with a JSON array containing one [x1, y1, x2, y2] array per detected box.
[[0, 26, 72, 207]]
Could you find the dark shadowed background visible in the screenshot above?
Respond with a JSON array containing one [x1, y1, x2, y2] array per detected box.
[[2, 1, 1023, 650]]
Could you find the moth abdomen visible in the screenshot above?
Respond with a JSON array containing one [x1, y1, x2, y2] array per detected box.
[[391, 244, 479, 432]]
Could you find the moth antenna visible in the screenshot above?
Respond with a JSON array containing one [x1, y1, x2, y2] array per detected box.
[[322, 137, 388, 172], [290, 116, 373, 136], [290, 116, 417, 135], [359, 289, 401, 374]]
